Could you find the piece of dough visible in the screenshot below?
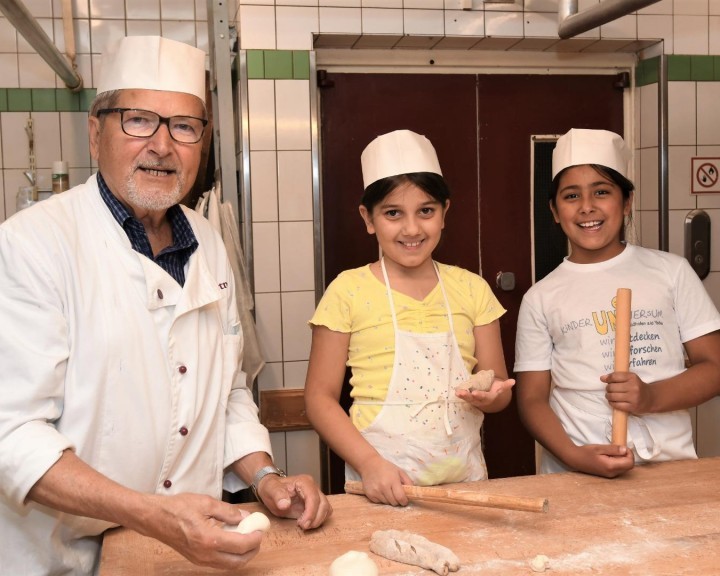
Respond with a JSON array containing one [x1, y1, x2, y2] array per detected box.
[[369, 529, 460, 575], [529, 554, 550, 572], [329, 550, 379, 576], [235, 511, 271, 534], [456, 369, 494, 393]]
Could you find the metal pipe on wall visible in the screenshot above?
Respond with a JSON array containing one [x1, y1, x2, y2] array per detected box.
[[658, 55, 669, 252], [558, 0, 660, 39], [0, 0, 82, 90]]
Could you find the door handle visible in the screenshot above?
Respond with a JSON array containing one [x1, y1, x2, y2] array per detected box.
[[496, 271, 515, 291]]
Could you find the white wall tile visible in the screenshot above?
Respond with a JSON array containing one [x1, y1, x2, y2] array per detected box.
[[674, 15, 709, 55], [697, 83, 720, 146], [89, 19, 128, 54], [195, 0, 208, 19], [127, 0, 160, 19], [713, 0, 720, 16], [668, 208, 689, 257], [53, 18, 91, 55], [711, 16, 720, 55], [161, 0, 195, 19], [276, 7, 319, 50], [483, 0, 520, 11], [524, 11, 556, 38], [404, 9, 444, 35], [405, 0, 442, 9], [444, 10, 484, 36], [277, 150, 312, 221], [639, 83, 658, 149], [677, 0, 710, 16], [126, 20, 162, 36], [255, 291, 283, 362], [362, 0, 401, 8], [638, 209, 659, 249], [319, 7, 362, 33], [2, 113, 33, 169], [668, 146, 698, 210], [0, 19, 18, 52], [25, 0, 53, 18], [286, 429, 321, 482], [52, 0, 90, 19], [524, 0, 555, 11], [275, 80, 311, 150], [239, 6, 276, 49], [18, 54, 57, 88], [639, 146, 658, 211], [284, 360, 309, 388], [668, 82, 696, 146], [31, 112, 62, 170], [268, 431, 287, 469], [257, 361, 284, 392], [280, 221, 315, 291], [484, 11, 523, 37], [60, 112, 91, 168], [0, 176, 5, 222], [160, 20, 197, 45], [253, 222, 281, 293], [248, 79, 277, 151], [0, 56, 19, 88], [281, 290, 315, 361], [637, 15, 673, 54], [89, 0, 125, 18], [251, 150, 279, 221], [362, 8, 403, 33], [604, 15, 639, 39], [322, 0, 361, 7]]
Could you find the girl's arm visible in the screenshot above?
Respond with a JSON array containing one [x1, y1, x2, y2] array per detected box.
[[455, 320, 514, 413], [517, 370, 633, 478], [603, 331, 720, 414], [304, 325, 412, 506]]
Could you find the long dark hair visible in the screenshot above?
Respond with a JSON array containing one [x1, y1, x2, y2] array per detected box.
[[361, 172, 450, 213]]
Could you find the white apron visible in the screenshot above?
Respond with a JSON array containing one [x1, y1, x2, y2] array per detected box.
[[541, 387, 695, 474], [346, 259, 487, 486]]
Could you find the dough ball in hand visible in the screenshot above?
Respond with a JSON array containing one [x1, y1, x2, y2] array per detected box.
[[234, 512, 271, 534], [456, 369, 495, 393], [329, 550, 378, 576]]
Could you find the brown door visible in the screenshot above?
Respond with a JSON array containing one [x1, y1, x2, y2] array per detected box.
[[318, 72, 624, 492]]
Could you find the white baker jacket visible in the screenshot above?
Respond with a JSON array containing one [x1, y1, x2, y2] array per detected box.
[[0, 175, 272, 575]]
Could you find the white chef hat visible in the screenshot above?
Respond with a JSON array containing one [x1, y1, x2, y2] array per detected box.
[[361, 130, 442, 189], [96, 36, 206, 103], [552, 128, 631, 179]]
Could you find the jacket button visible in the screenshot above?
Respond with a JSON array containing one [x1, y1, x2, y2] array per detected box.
[[157, 289, 164, 299], [163, 479, 172, 489], [178, 365, 187, 374], [179, 426, 188, 436]]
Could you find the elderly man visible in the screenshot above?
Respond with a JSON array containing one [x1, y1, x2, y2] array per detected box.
[[0, 36, 331, 575]]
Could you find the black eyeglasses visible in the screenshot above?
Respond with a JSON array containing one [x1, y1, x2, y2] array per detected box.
[[97, 108, 208, 144]]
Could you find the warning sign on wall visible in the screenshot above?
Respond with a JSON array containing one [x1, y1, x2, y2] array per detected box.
[[692, 157, 720, 194]]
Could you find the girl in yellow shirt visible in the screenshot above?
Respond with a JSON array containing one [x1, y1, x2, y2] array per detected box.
[[305, 130, 515, 506]]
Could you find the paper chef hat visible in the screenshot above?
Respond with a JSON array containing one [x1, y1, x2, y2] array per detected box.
[[552, 128, 631, 179], [96, 36, 206, 103], [361, 130, 442, 189]]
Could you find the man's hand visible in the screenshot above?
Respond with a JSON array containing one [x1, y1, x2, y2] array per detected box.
[[137, 493, 264, 570], [255, 473, 333, 530]]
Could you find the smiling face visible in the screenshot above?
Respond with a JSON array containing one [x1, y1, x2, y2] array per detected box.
[[551, 164, 633, 264], [89, 88, 204, 217], [359, 181, 448, 274]]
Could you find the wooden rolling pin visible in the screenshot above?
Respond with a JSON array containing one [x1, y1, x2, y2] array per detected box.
[[344, 481, 549, 513], [612, 287, 632, 446]]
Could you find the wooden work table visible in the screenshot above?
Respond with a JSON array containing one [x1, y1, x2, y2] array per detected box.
[[99, 457, 720, 575]]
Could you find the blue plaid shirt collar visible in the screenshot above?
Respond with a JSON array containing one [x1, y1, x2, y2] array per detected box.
[[97, 172, 198, 286]]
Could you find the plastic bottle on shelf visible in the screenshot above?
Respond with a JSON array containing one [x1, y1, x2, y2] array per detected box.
[[52, 160, 70, 193]]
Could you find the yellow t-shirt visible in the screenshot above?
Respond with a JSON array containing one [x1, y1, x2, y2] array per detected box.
[[309, 262, 506, 429]]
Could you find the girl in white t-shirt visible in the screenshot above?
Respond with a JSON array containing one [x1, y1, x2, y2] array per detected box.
[[305, 130, 515, 505], [515, 128, 720, 478]]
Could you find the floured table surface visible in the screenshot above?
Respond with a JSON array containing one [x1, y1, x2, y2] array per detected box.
[[99, 457, 720, 575]]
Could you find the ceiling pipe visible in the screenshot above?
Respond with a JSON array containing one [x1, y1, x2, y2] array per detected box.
[[0, 0, 83, 90], [558, 0, 660, 39]]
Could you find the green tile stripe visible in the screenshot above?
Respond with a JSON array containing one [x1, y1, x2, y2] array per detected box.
[[247, 50, 310, 80], [1, 88, 95, 112], [636, 55, 720, 86]]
